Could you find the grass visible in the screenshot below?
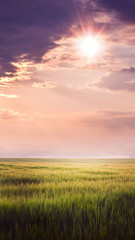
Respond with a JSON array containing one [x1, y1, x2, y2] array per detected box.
[[0, 160, 134, 239]]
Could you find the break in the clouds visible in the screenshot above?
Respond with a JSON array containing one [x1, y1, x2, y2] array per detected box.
[[0, 0, 134, 78]]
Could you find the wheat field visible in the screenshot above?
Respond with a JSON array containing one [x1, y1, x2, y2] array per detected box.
[[0, 160, 135, 240]]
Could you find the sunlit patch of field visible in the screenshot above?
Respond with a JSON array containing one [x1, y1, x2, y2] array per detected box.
[[0, 160, 135, 240]]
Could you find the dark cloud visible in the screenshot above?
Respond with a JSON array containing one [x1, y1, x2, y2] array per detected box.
[[96, 67, 135, 91], [0, 0, 134, 79], [0, 0, 85, 77], [97, 0, 135, 23], [122, 67, 135, 73]]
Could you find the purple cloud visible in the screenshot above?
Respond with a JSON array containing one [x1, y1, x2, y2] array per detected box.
[[79, 110, 135, 131], [0, 0, 134, 80], [0, 0, 85, 77], [96, 67, 135, 91], [97, 0, 135, 23]]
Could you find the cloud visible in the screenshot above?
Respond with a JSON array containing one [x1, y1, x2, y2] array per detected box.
[[95, 67, 135, 91], [0, 93, 19, 98], [0, 0, 134, 89], [78, 110, 135, 131], [42, 36, 120, 71], [0, 0, 86, 77], [0, 57, 37, 89], [0, 109, 27, 120], [97, 0, 135, 23], [0, 0, 119, 78], [33, 81, 57, 89]]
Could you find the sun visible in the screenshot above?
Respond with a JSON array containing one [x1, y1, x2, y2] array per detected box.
[[75, 33, 104, 60], [80, 36, 100, 58]]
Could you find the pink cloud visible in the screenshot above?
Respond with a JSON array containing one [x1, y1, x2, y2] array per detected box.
[[78, 110, 135, 131], [0, 93, 19, 98], [95, 67, 135, 91], [33, 81, 57, 89], [0, 109, 27, 120]]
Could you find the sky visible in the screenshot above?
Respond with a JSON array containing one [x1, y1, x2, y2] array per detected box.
[[0, 0, 135, 158]]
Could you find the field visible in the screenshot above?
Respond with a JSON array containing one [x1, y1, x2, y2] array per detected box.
[[0, 159, 135, 240]]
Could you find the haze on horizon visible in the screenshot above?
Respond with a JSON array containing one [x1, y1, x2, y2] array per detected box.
[[0, 0, 135, 158]]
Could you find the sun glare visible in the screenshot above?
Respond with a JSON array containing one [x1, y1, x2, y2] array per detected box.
[[80, 36, 100, 57], [75, 33, 104, 61]]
